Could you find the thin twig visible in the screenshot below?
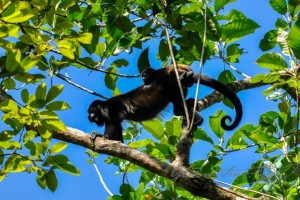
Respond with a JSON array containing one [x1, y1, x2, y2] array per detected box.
[[55, 73, 108, 99], [190, 6, 207, 130], [159, 0, 191, 126], [92, 157, 113, 196], [227, 63, 251, 79]]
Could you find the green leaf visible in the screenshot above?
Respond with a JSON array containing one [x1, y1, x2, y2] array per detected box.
[[137, 48, 150, 73], [209, 110, 225, 138], [226, 44, 244, 63], [6, 50, 21, 72], [37, 170, 47, 190], [218, 70, 236, 84], [275, 18, 288, 30], [3, 77, 16, 90], [232, 172, 248, 186], [42, 119, 67, 131], [142, 119, 164, 140], [222, 19, 260, 43], [250, 74, 265, 84], [20, 56, 40, 71], [23, 130, 38, 144], [2, 11, 34, 23], [49, 142, 68, 154], [58, 40, 75, 59], [214, 0, 237, 12], [46, 85, 64, 103], [165, 117, 183, 138], [226, 129, 248, 150], [36, 82, 47, 100], [0, 99, 18, 113], [105, 67, 118, 90], [259, 30, 278, 51], [46, 169, 58, 192], [158, 40, 169, 62], [77, 32, 93, 44], [256, 52, 288, 71], [269, 0, 287, 14], [244, 129, 278, 144], [55, 162, 80, 176], [128, 139, 155, 148], [95, 42, 105, 57], [21, 89, 29, 104], [288, 18, 300, 58], [194, 129, 214, 144], [111, 59, 129, 67], [38, 110, 58, 120], [0, 141, 21, 150], [46, 101, 70, 110], [263, 72, 280, 83]]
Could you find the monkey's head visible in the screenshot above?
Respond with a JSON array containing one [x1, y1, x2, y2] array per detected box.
[[141, 68, 156, 85], [88, 100, 106, 126]]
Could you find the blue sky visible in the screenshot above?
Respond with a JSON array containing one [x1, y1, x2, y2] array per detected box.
[[0, 0, 282, 199]]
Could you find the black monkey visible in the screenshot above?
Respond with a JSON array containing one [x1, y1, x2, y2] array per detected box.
[[88, 64, 242, 142]]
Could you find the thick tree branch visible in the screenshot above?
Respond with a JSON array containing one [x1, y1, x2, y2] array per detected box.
[[54, 127, 260, 200]]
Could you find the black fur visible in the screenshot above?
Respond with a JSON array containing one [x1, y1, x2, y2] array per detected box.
[[88, 65, 242, 142]]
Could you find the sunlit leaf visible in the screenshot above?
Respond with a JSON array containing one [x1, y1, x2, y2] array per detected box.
[[46, 85, 64, 103], [288, 18, 300, 58], [214, 0, 237, 12], [49, 142, 68, 154], [269, 0, 287, 14], [143, 119, 164, 140], [256, 52, 288, 71], [222, 19, 260, 43], [209, 110, 225, 138], [46, 101, 70, 110]]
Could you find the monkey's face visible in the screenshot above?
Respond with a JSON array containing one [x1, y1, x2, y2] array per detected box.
[[141, 68, 155, 85], [88, 100, 106, 126]]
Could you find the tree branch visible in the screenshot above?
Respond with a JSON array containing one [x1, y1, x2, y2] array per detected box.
[[53, 127, 261, 200]]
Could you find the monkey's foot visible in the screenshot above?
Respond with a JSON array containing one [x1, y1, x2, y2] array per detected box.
[[182, 117, 203, 131]]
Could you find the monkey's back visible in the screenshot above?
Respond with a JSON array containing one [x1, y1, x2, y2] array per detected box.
[[110, 84, 171, 122]]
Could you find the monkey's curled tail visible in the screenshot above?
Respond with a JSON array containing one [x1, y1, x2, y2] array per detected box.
[[193, 74, 243, 130]]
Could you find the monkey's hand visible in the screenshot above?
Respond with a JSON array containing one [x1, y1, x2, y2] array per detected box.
[[90, 132, 104, 144], [180, 70, 194, 87]]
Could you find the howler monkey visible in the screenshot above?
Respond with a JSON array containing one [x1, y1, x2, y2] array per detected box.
[[88, 64, 242, 142]]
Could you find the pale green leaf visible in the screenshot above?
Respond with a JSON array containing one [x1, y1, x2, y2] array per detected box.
[[142, 119, 164, 140], [49, 142, 68, 154], [77, 32, 93, 44]]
